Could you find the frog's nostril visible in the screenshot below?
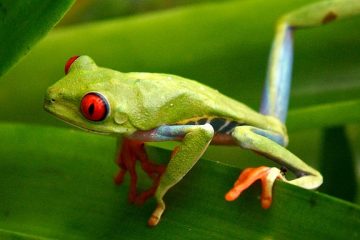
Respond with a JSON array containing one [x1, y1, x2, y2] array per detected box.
[[44, 91, 56, 106], [45, 87, 58, 104]]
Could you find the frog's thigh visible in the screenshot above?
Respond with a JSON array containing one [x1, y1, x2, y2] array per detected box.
[[231, 126, 322, 189], [149, 124, 214, 226]]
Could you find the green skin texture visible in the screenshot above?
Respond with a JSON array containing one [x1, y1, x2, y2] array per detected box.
[[44, 55, 321, 225], [44, 0, 360, 226], [45, 56, 285, 136]]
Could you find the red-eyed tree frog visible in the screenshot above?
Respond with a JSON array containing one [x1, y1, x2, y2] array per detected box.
[[44, 0, 360, 226]]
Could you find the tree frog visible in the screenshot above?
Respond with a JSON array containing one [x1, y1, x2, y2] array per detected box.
[[44, 0, 360, 226]]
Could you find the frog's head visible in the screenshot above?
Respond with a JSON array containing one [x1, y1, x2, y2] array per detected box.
[[44, 55, 137, 135]]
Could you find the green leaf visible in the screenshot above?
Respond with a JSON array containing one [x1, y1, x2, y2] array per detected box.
[[0, 0, 359, 238], [59, 0, 232, 26], [287, 99, 360, 132], [320, 126, 356, 201], [0, 122, 359, 239], [0, 0, 75, 77]]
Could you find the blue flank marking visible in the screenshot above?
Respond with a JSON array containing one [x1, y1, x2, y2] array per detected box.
[[153, 125, 195, 141], [210, 118, 226, 132], [260, 25, 293, 123]]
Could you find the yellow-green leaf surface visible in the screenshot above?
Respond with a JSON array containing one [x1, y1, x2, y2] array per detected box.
[[0, 0, 360, 239], [0, 123, 359, 239], [0, 0, 75, 77]]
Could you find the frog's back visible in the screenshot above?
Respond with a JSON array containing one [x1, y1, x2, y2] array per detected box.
[[124, 72, 286, 136]]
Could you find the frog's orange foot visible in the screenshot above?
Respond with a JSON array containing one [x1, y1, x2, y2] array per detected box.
[[114, 138, 166, 204], [225, 166, 284, 209]]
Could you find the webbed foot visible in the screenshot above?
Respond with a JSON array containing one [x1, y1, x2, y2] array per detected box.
[[115, 138, 166, 204], [225, 166, 285, 209]]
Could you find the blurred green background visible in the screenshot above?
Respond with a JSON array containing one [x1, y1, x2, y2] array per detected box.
[[0, 0, 359, 239]]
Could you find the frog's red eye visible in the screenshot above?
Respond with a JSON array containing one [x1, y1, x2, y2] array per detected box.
[[65, 55, 79, 74], [80, 93, 109, 121]]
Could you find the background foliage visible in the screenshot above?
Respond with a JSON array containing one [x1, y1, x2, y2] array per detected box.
[[0, 0, 359, 239]]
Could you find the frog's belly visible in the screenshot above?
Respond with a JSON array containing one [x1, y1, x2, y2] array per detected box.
[[211, 133, 237, 145]]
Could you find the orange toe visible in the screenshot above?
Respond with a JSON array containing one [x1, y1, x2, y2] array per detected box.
[[225, 166, 270, 201], [226, 166, 282, 209]]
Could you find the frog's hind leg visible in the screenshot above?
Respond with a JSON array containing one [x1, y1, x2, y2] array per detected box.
[[226, 126, 322, 208], [260, 0, 360, 123], [114, 138, 166, 204]]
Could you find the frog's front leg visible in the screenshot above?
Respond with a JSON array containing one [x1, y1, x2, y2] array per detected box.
[[226, 126, 322, 208], [131, 124, 214, 226]]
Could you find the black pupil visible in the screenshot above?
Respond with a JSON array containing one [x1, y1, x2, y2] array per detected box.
[[88, 103, 95, 116]]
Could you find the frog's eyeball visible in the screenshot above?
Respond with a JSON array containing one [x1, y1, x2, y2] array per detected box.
[[65, 55, 79, 74], [80, 92, 109, 121]]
